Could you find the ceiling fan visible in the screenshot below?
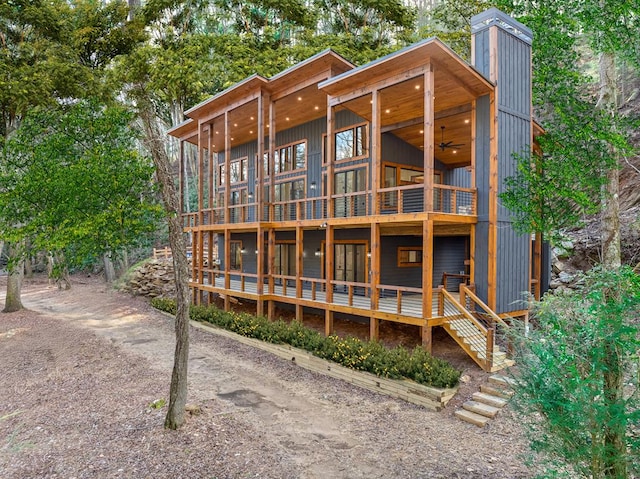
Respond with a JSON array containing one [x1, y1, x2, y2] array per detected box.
[[438, 126, 465, 151]]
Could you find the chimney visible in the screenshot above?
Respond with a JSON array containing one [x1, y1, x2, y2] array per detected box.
[[470, 9, 533, 313]]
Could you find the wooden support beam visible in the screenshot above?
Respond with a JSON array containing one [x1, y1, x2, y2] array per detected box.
[[295, 225, 303, 321], [423, 65, 434, 212], [224, 228, 231, 311], [268, 99, 276, 222], [257, 90, 266, 222], [371, 90, 380, 215], [369, 317, 379, 342], [326, 104, 335, 219], [325, 310, 334, 337], [421, 219, 434, 352], [370, 222, 380, 311], [268, 228, 275, 295], [224, 111, 231, 225], [268, 300, 275, 321], [487, 91, 498, 309], [256, 226, 264, 296]]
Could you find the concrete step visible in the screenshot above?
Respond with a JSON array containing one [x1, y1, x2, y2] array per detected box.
[[455, 408, 490, 427], [472, 391, 508, 408], [480, 384, 514, 399], [488, 374, 516, 388], [462, 400, 500, 418]]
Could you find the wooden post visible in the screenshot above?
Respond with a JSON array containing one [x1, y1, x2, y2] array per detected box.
[[256, 226, 264, 317], [224, 228, 230, 311], [423, 64, 435, 213], [326, 104, 335, 219], [268, 99, 276, 222], [257, 90, 266, 222], [370, 222, 380, 341], [485, 328, 495, 372], [325, 224, 334, 336], [371, 91, 380, 215], [295, 226, 303, 321], [267, 227, 275, 320], [486, 25, 499, 311], [421, 219, 434, 351], [224, 111, 231, 225]]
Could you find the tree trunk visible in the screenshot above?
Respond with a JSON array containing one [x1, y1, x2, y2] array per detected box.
[[139, 102, 191, 430], [103, 253, 116, 283], [3, 242, 24, 313], [597, 49, 626, 479]]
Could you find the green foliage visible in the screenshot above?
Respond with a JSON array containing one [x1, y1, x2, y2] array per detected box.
[[510, 267, 640, 478], [151, 298, 461, 388], [0, 100, 163, 270], [494, 0, 639, 238]]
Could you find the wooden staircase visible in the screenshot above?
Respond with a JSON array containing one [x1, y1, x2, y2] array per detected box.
[[455, 374, 515, 427], [439, 286, 514, 372]]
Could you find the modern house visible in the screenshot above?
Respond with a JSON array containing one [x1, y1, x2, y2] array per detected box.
[[168, 9, 545, 372]]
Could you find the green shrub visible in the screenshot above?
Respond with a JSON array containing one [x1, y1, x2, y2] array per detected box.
[[152, 299, 460, 388]]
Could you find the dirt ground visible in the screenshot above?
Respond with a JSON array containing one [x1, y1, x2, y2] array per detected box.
[[0, 273, 535, 478]]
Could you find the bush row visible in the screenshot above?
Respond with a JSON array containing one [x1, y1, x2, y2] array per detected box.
[[151, 298, 461, 388]]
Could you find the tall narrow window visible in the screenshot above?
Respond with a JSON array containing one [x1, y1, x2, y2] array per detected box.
[[334, 167, 367, 217], [229, 241, 242, 271]]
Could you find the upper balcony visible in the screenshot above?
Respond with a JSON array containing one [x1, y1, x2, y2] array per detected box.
[[183, 182, 475, 228]]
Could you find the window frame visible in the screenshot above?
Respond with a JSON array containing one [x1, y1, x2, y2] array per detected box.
[[273, 140, 307, 176], [323, 122, 369, 164], [229, 240, 243, 271], [397, 246, 423, 268]]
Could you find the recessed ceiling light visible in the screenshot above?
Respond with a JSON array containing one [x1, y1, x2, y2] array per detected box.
[[215, 131, 219, 135], [415, 85, 420, 90], [230, 137, 234, 141], [266, 124, 269, 128], [249, 130, 253, 134], [419, 129, 424, 134], [452, 150, 457, 154], [297, 96, 302, 101], [385, 109, 391, 114], [464, 119, 470, 124], [233, 123, 238, 127], [285, 117, 290, 121], [250, 116, 254, 120], [314, 106, 319, 110]]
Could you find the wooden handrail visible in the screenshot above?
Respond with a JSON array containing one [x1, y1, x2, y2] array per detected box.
[[460, 285, 510, 329], [440, 288, 488, 337]]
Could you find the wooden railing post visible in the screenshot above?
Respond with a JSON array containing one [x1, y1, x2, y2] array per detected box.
[[438, 286, 444, 316], [486, 327, 495, 371]]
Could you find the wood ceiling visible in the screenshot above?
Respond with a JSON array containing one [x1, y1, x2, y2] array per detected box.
[[172, 40, 493, 168]]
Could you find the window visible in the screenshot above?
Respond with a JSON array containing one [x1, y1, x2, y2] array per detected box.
[[334, 167, 367, 217], [229, 240, 242, 271], [274, 242, 296, 276], [274, 179, 305, 202], [218, 164, 225, 185], [335, 125, 367, 161], [229, 158, 248, 184], [274, 141, 306, 174], [398, 247, 423, 267]]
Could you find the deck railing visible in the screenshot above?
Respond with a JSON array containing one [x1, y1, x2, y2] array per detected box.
[[183, 184, 476, 225], [377, 184, 476, 215], [376, 284, 423, 314]]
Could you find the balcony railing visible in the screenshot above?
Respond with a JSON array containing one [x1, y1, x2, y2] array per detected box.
[[183, 186, 476, 226]]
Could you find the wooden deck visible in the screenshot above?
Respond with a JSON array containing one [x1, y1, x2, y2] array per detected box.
[[196, 276, 462, 323]]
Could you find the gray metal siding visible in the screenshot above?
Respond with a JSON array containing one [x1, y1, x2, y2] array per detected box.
[[496, 225, 530, 313], [474, 222, 489, 302], [475, 95, 491, 221], [433, 237, 467, 290], [380, 236, 423, 287], [381, 132, 423, 167]]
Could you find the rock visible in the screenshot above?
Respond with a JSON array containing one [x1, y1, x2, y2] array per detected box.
[[558, 271, 574, 284]]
